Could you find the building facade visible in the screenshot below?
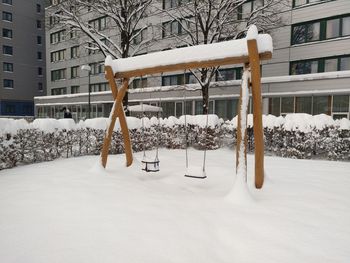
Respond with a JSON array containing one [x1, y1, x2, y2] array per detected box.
[[0, 0, 46, 117], [36, 0, 350, 121]]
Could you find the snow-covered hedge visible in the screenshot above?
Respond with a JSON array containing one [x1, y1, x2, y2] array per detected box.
[[0, 114, 349, 170]]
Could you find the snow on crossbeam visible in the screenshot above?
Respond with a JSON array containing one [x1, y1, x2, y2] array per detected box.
[[105, 34, 272, 78]]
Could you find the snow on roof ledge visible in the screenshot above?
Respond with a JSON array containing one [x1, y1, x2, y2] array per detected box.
[[104, 25, 273, 75], [246, 25, 258, 40]]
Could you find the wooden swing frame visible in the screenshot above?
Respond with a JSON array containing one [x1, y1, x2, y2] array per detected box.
[[101, 32, 271, 189]]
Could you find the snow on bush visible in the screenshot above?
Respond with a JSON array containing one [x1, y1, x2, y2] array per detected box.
[[0, 114, 349, 170]]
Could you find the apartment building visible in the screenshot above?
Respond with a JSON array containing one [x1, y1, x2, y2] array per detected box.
[[35, 0, 350, 120], [0, 0, 46, 117]]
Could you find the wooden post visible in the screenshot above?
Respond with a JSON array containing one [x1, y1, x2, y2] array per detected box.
[[101, 77, 133, 168], [247, 39, 264, 189]]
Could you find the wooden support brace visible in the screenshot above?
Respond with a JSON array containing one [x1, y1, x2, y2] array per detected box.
[[247, 39, 264, 189], [101, 69, 133, 168]]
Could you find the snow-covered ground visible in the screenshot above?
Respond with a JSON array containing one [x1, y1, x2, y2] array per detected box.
[[0, 148, 349, 263]]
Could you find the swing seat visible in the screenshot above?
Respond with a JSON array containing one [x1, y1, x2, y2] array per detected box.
[[142, 157, 160, 172], [185, 166, 207, 179]]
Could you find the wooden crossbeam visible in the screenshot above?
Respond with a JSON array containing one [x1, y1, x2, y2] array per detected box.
[[114, 52, 272, 79]]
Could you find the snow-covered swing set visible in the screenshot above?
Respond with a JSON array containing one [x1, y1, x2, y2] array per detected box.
[[100, 25, 273, 189]]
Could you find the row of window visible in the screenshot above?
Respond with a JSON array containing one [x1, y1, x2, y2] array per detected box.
[[4, 81, 42, 92], [290, 55, 350, 75], [2, 0, 13, 5], [50, 17, 106, 45], [2, 65, 43, 75], [269, 95, 350, 119], [160, 68, 243, 86], [1, 101, 34, 116], [2, 0, 42, 12], [2, 12, 43, 28], [50, 46, 79, 62], [51, 62, 105, 81], [162, 0, 192, 10], [50, 83, 108, 95], [293, 0, 330, 8], [292, 14, 350, 45]]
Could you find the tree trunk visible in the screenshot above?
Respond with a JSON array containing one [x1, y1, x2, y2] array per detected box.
[[202, 83, 209, 115], [123, 90, 129, 116]]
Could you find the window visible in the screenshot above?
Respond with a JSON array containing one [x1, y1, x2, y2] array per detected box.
[[90, 83, 108, 92], [162, 0, 191, 9], [71, 86, 79, 94], [4, 104, 16, 114], [70, 28, 78, 39], [37, 51, 42, 60], [332, 95, 349, 113], [3, 45, 13, 55], [161, 73, 197, 86], [71, 46, 79, 58], [293, 0, 307, 6], [313, 96, 330, 115], [215, 99, 238, 120], [2, 28, 12, 38], [50, 49, 65, 62], [343, 17, 350, 36], [37, 36, 42, 45], [2, 11, 12, 22], [89, 16, 107, 31], [162, 20, 185, 38], [290, 59, 318, 75], [50, 30, 66, 44], [281, 97, 294, 113], [268, 97, 281, 116], [2, 0, 12, 4], [293, 0, 330, 8], [216, 68, 242, 81], [38, 82, 43, 91], [49, 12, 61, 26], [291, 55, 350, 75], [324, 58, 338, 72], [38, 67, 43, 76], [292, 22, 320, 44], [87, 42, 100, 55], [3, 79, 14, 89], [237, 0, 264, 20], [326, 18, 340, 39], [132, 77, 147, 89], [295, 97, 312, 114], [71, 66, 79, 78], [133, 28, 147, 45], [36, 20, 42, 29], [90, 62, 104, 75], [36, 4, 41, 13], [162, 74, 184, 86], [161, 102, 175, 117], [51, 87, 67, 95], [340, 57, 350, 71], [51, 69, 66, 81], [292, 14, 350, 45], [3, 62, 13, 72]]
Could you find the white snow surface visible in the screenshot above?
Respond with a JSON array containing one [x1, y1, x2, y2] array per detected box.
[[1, 114, 349, 135], [105, 32, 272, 74], [128, 104, 163, 112], [0, 148, 350, 263]]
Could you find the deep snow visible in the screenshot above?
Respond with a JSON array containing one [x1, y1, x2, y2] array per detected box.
[[0, 148, 350, 263]]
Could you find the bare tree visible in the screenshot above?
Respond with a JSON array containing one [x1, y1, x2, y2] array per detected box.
[[47, 0, 153, 112], [161, 0, 289, 114]]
